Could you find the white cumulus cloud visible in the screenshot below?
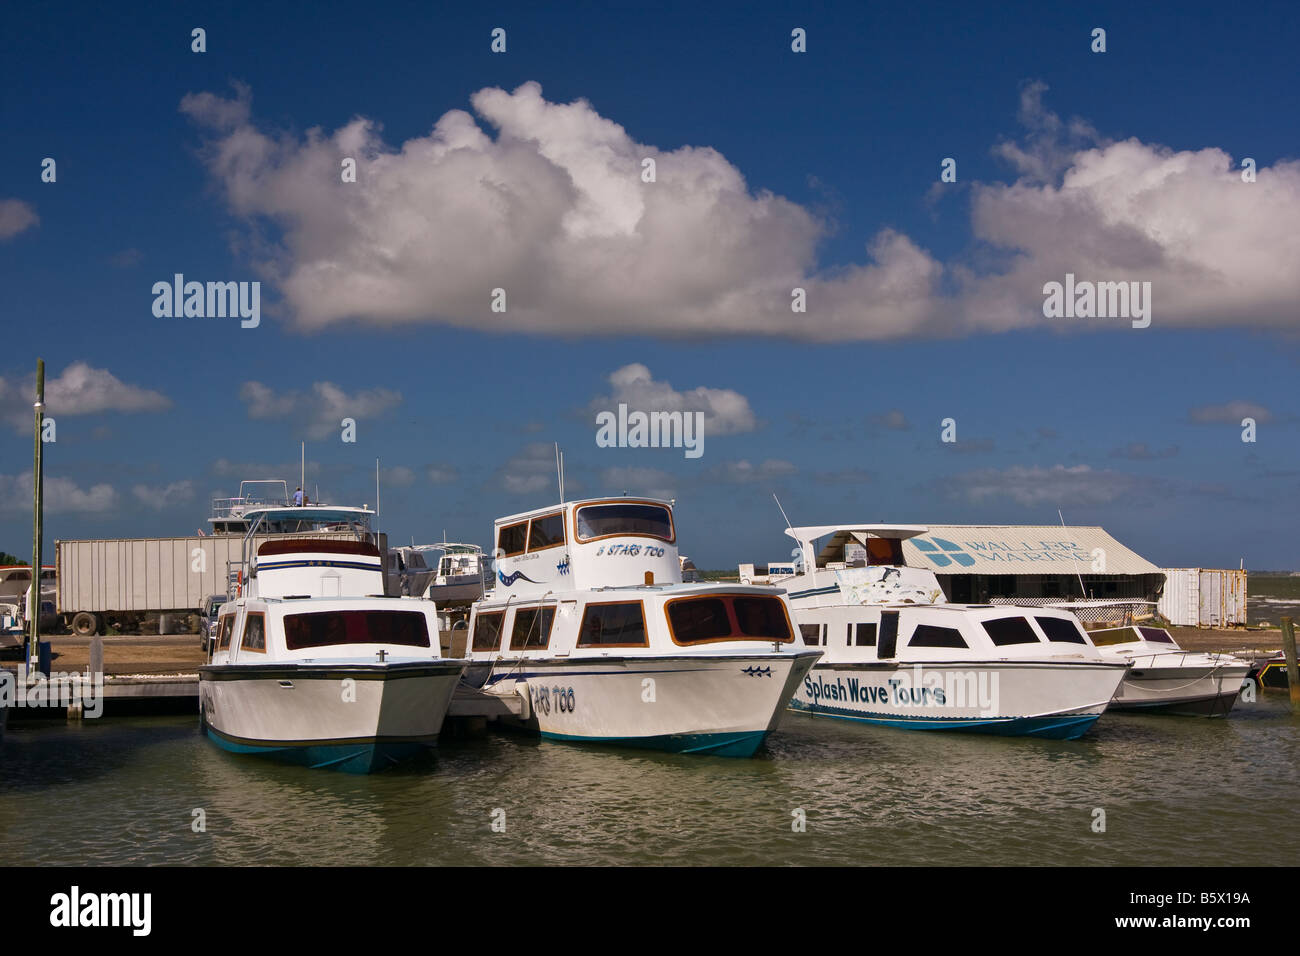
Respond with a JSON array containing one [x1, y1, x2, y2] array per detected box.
[[238, 381, 401, 439]]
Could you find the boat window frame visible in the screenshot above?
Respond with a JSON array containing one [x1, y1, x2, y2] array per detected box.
[[854, 622, 877, 646], [496, 521, 529, 559], [571, 499, 677, 545], [509, 605, 556, 651], [240, 611, 268, 653], [575, 599, 650, 649], [217, 612, 237, 652], [907, 623, 968, 649], [471, 609, 507, 653], [1033, 615, 1089, 645], [1089, 627, 1142, 648], [981, 616, 1043, 647], [525, 512, 566, 553], [664, 594, 795, 647]]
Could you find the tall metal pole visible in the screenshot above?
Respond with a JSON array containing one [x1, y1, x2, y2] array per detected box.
[[28, 359, 45, 669]]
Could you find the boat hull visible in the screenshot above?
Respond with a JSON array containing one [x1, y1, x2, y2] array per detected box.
[[789, 660, 1128, 740], [1109, 662, 1250, 717], [486, 652, 819, 758], [199, 660, 465, 773]]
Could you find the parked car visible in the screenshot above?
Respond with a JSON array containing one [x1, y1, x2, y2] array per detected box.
[[199, 594, 227, 651]]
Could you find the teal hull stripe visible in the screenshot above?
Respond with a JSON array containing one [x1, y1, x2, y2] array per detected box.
[[204, 727, 431, 773], [538, 729, 768, 758], [789, 701, 1101, 740]]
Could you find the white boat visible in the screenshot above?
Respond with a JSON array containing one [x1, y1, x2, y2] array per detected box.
[[465, 497, 819, 757], [387, 546, 437, 597], [771, 525, 1130, 739], [199, 507, 467, 773], [1090, 625, 1251, 716], [421, 543, 488, 604]]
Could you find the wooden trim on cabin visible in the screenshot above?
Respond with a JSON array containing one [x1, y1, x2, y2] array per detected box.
[[471, 609, 506, 653], [525, 511, 566, 553], [240, 611, 268, 653], [664, 593, 795, 647], [258, 539, 381, 557], [496, 520, 529, 558], [570, 498, 677, 545], [508, 604, 556, 650], [217, 613, 237, 652], [575, 599, 651, 648]]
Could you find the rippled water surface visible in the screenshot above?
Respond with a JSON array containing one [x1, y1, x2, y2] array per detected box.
[[2, 697, 1297, 866]]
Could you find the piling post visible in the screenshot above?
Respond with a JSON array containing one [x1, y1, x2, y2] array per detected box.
[[27, 359, 45, 674], [1281, 617, 1299, 710]]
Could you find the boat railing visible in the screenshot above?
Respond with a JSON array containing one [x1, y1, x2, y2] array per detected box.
[[211, 494, 291, 519]]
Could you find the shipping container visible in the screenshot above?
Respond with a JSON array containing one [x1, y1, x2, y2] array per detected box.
[[55, 531, 387, 635], [1158, 568, 1247, 627]]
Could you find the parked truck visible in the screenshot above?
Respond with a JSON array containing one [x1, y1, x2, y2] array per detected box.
[[55, 531, 389, 636]]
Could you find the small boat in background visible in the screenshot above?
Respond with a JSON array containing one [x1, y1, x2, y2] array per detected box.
[[422, 543, 488, 604], [1246, 651, 1292, 690], [1091, 626, 1251, 716]]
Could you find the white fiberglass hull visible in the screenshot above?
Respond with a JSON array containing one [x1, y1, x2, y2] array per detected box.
[[199, 659, 466, 772], [1110, 657, 1251, 716], [482, 651, 819, 757], [791, 659, 1129, 739]]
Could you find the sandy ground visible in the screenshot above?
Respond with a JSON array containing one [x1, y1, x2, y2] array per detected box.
[[0, 625, 1286, 675]]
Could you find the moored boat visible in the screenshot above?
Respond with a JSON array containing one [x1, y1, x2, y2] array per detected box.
[[199, 508, 466, 773], [465, 497, 819, 757], [771, 525, 1130, 740], [1090, 625, 1251, 716]]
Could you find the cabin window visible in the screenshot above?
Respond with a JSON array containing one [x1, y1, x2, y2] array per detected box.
[[800, 623, 822, 646], [283, 610, 431, 649], [1137, 627, 1176, 644], [240, 612, 267, 652], [667, 595, 794, 645], [471, 611, 506, 652], [908, 625, 967, 649], [574, 503, 674, 543], [1089, 627, 1141, 647], [527, 513, 565, 552], [497, 522, 528, 558], [1034, 616, 1088, 644], [866, 538, 904, 565], [854, 623, 877, 646], [669, 597, 732, 642], [577, 602, 648, 647], [510, 606, 556, 650], [732, 597, 794, 641], [217, 614, 237, 651], [981, 617, 1041, 646]]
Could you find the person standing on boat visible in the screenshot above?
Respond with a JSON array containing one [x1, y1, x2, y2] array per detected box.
[[293, 487, 303, 506]]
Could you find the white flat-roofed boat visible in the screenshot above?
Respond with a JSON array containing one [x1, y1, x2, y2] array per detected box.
[[465, 497, 819, 757], [772, 525, 1130, 740], [1090, 625, 1250, 716], [420, 543, 488, 604], [199, 508, 466, 773]]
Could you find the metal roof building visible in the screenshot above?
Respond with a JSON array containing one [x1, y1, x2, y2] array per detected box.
[[899, 525, 1164, 605]]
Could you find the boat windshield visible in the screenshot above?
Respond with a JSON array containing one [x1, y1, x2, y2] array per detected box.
[[283, 610, 431, 649], [1137, 626, 1177, 645], [575, 503, 674, 542], [1089, 627, 1141, 647], [666, 594, 793, 645]]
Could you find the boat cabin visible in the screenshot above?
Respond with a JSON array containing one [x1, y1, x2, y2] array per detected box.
[[490, 497, 681, 598], [778, 525, 946, 607], [248, 539, 386, 600]]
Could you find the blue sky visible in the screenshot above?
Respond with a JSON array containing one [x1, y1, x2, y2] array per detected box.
[[1, 0, 1297, 570]]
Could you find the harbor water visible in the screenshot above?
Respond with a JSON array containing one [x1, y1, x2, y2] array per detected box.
[[2, 697, 1297, 866]]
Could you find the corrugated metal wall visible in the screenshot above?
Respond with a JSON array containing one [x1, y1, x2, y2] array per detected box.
[[1158, 568, 1247, 626]]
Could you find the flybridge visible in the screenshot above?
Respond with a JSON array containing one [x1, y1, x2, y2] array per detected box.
[[490, 497, 681, 597]]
